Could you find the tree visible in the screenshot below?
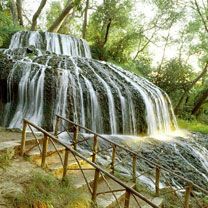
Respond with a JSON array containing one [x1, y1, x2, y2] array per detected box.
[[192, 87, 208, 115], [8, 0, 18, 24], [82, 0, 89, 39], [151, 59, 195, 105], [48, 0, 82, 33], [174, 62, 208, 114], [87, 0, 134, 60], [31, 0, 47, 31], [16, 0, 24, 26]]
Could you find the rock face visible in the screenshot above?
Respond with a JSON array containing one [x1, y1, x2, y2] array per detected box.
[[0, 31, 177, 135]]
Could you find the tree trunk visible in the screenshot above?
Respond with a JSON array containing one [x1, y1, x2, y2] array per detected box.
[[31, 0, 47, 31], [48, 0, 81, 33], [133, 31, 156, 60], [192, 88, 208, 115], [158, 30, 171, 72], [16, 0, 24, 26], [9, 0, 18, 24], [193, 0, 208, 33], [103, 18, 112, 46], [175, 62, 208, 114], [98, 18, 112, 60], [82, 0, 89, 39]]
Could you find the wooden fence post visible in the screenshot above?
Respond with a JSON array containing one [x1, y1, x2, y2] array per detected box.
[[21, 120, 27, 156], [54, 115, 60, 136], [184, 183, 192, 208], [92, 135, 98, 163], [41, 133, 48, 168], [111, 145, 116, 174], [62, 148, 69, 179], [132, 154, 137, 183], [92, 168, 100, 203], [155, 166, 160, 196], [124, 189, 131, 208], [73, 126, 79, 150]]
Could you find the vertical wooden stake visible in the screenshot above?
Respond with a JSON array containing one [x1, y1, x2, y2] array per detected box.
[[92, 168, 100, 203], [73, 126, 79, 150], [124, 189, 131, 208], [132, 154, 137, 183], [111, 145, 116, 174], [41, 134, 48, 168], [92, 135, 98, 163], [184, 183, 192, 208], [54, 115, 60, 136], [21, 120, 27, 156], [62, 148, 69, 179], [155, 166, 160, 196]]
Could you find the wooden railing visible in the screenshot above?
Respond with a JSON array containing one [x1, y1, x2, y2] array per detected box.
[[54, 114, 208, 208], [21, 119, 160, 208]]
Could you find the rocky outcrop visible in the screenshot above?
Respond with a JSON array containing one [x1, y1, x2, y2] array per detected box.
[[0, 31, 177, 135]]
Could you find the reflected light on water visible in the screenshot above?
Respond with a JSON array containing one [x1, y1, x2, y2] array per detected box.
[[149, 129, 189, 141]]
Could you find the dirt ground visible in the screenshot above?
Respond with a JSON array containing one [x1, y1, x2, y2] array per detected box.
[[0, 128, 22, 143]]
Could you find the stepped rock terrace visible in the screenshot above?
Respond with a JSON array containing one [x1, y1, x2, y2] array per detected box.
[[0, 31, 177, 136]]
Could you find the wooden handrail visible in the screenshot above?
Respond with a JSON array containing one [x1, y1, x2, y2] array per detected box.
[[55, 114, 208, 196], [22, 119, 159, 208]]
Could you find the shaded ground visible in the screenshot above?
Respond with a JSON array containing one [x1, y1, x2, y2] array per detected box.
[[0, 127, 22, 142]]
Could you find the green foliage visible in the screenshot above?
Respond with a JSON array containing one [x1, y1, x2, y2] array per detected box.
[[150, 59, 195, 105], [46, 0, 73, 34], [196, 102, 208, 123], [46, 1, 64, 31], [106, 25, 148, 63], [203, 196, 208, 204], [178, 119, 208, 134], [46, 0, 83, 35], [0, 10, 20, 47], [88, 0, 132, 39], [110, 56, 152, 77], [0, 149, 14, 169], [135, 181, 154, 198], [13, 170, 91, 208], [87, 0, 148, 62]]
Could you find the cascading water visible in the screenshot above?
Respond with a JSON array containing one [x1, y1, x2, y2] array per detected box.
[[0, 31, 177, 135], [4, 60, 48, 128], [6, 31, 91, 58], [1, 31, 208, 195]]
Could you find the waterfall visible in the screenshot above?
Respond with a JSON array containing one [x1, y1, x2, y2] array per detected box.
[[69, 57, 86, 127], [7, 31, 91, 58], [83, 60, 118, 134], [54, 68, 70, 119], [1, 31, 178, 135], [107, 63, 177, 135], [7, 61, 46, 128], [83, 77, 103, 132]]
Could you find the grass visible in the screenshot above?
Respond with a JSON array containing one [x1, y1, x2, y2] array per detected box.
[[135, 181, 155, 198], [178, 119, 208, 134], [0, 149, 14, 169], [12, 170, 91, 208]]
